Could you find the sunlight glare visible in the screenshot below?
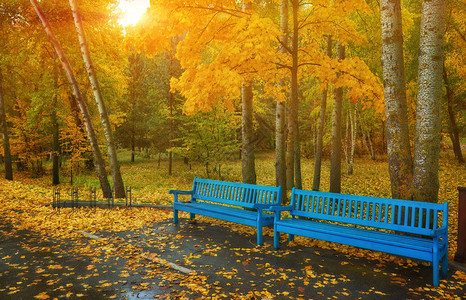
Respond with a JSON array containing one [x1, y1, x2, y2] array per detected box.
[[118, 0, 150, 27]]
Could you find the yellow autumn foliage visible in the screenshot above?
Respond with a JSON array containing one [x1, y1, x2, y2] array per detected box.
[[133, 0, 383, 115]]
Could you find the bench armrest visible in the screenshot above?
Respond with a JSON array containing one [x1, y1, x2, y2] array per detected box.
[[433, 225, 448, 238], [169, 189, 194, 195], [253, 203, 281, 211], [169, 189, 194, 202], [268, 205, 294, 212]]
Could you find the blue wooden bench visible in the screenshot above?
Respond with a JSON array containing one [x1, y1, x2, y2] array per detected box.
[[271, 188, 448, 286], [169, 177, 282, 245]]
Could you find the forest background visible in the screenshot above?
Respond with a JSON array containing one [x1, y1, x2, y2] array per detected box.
[[0, 1, 464, 215], [0, 1, 466, 298]]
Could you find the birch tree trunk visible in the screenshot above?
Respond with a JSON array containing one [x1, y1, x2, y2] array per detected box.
[[329, 43, 345, 193], [241, 1, 256, 184], [69, 0, 125, 198], [343, 106, 357, 176], [413, 0, 446, 203], [30, 0, 112, 197], [380, 0, 413, 200], [275, 98, 287, 188], [312, 35, 332, 191], [276, 0, 288, 203], [0, 68, 13, 181], [286, 0, 299, 190]]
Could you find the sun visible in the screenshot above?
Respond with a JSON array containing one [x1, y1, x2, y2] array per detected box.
[[118, 0, 150, 27]]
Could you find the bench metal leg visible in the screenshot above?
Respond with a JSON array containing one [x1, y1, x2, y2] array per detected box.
[[441, 254, 448, 277], [274, 232, 280, 250], [173, 209, 179, 224], [433, 259, 439, 287], [257, 226, 263, 246], [190, 213, 195, 220], [288, 234, 295, 242]]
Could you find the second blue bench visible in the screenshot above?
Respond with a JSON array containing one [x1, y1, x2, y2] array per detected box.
[[271, 188, 448, 286]]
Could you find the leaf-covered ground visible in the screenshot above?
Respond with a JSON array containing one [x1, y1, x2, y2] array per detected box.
[[0, 152, 465, 299]]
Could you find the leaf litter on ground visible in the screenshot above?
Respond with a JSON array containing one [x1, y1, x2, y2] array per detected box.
[[0, 153, 465, 299]]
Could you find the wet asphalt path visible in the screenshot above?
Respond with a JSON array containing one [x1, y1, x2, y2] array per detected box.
[[1, 216, 465, 299]]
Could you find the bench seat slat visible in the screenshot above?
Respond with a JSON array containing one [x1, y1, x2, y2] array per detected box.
[[290, 210, 438, 236], [175, 202, 274, 223], [193, 194, 256, 209], [276, 219, 438, 262], [277, 218, 434, 252]]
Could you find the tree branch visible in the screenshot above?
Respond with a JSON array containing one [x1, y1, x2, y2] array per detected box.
[[182, 4, 249, 18], [276, 37, 292, 55]]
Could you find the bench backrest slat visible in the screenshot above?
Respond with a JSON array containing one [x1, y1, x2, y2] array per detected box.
[[192, 177, 281, 207], [290, 188, 447, 236]]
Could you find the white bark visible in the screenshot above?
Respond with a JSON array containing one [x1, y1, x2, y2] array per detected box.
[[380, 0, 413, 200], [413, 0, 446, 203], [69, 0, 125, 198], [286, 0, 299, 190], [30, 0, 112, 197], [275, 0, 288, 202]]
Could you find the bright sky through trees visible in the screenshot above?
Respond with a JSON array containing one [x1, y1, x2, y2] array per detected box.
[[117, 0, 150, 27]]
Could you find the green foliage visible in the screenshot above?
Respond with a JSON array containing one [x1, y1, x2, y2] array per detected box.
[[171, 107, 240, 178], [114, 51, 152, 150], [9, 98, 48, 175]]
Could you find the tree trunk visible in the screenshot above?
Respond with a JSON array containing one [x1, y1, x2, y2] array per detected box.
[[69, 0, 125, 198], [168, 50, 175, 175], [68, 93, 83, 127], [312, 35, 332, 191], [241, 81, 256, 184], [240, 1, 256, 185], [52, 61, 60, 185], [30, 0, 112, 197], [380, 0, 413, 200], [358, 110, 376, 161], [362, 129, 370, 157], [276, 0, 288, 203], [286, 0, 299, 190], [294, 125, 302, 189], [413, 0, 446, 203], [443, 65, 464, 163], [347, 105, 356, 175], [0, 68, 13, 181], [344, 106, 350, 174], [52, 109, 60, 185], [329, 43, 345, 193], [367, 130, 376, 160], [131, 125, 135, 163]]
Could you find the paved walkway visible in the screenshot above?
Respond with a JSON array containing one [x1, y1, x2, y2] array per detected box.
[[1, 215, 465, 299]]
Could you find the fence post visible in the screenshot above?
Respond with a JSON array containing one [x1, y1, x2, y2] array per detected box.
[[454, 187, 466, 263]]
